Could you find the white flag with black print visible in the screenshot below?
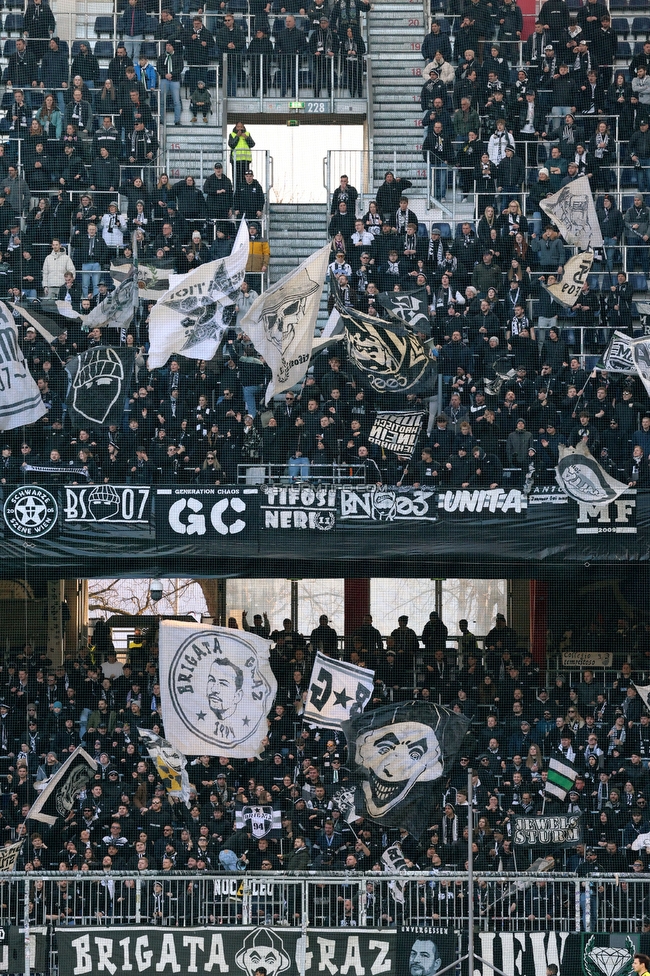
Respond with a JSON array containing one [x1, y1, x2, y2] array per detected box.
[[241, 243, 330, 401], [27, 746, 97, 825], [0, 303, 47, 431], [601, 330, 636, 373], [138, 727, 192, 806], [540, 251, 594, 308], [539, 176, 604, 249], [159, 621, 276, 758], [148, 220, 249, 369], [381, 841, 409, 904], [369, 411, 424, 458], [303, 651, 375, 730], [234, 802, 282, 838], [555, 442, 629, 506], [631, 335, 650, 398]]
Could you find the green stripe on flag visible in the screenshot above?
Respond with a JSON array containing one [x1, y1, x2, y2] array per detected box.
[[547, 758, 577, 799]]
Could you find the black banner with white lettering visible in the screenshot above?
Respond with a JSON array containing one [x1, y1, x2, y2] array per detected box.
[[368, 412, 424, 458], [155, 487, 258, 543], [513, 814, 584, 848]]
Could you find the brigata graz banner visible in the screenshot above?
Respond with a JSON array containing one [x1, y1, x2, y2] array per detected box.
[[1, 484, 650, 576]]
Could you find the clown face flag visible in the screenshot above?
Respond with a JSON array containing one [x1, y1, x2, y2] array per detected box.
[[539, 176, 604, 249], [342, 700, 470, 838], [64, 346, 135, 427], [159, 621, 277, 758], [0, 303, 47, 430], [28, 746, 97, 826], [240, 243, 330, 401], [556, 442, 629, 506], [342, 305, 437, 397], [138, 727, 191, 806], [147, 220, 249, 369]]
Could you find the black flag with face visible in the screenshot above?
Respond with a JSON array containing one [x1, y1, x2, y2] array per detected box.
[[341, 701, 471, 838], [65, 346, 135, 427]]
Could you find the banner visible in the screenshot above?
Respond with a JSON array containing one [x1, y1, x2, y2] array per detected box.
[[342, 700, 470, 837], [633, 682, 650, 715], [562, 651, 613, 667], [377, 287, 432, 335], [27, 746, 97, 825], [147, 220, 248, 369], [0, 840, 22, 871], [339, 486, 438, 523], [63, 485, 151, 524], [540, 251, 594, 308], [303, 651, 375, 729], [112, 260, 171, 301], [539, 176, 604, 248], [137, 727, 191, 806], [342, 305, 437, 396], [632, 336, 650, 399], [159, 621, 276, 758], [546, 756, 577, 800], [234, 802, 282, 837], [601, 331, 636, 374], [241, 243, 330, 401], [437, 487, 527, 515], [259, 484, 336, 531], [0, 304, 47, 430], [368, 411, 424, 458], [64, 347, 135, 428], [513, 814, 583, 848], [556, 442, 630, 506], [156, 486, 257, 542]]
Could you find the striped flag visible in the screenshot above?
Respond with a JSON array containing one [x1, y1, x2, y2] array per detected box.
[[546, 756, 577, 800]]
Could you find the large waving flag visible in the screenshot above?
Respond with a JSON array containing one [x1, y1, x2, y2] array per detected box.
[[240, 243, 330, 402], [556, 442, 630, 506], [342, 700, 470, 837], [64, 346, 135, 427], [0, 303, 47, 430], [147, 220, 248, 369], [159, 621, 276, 758], [540, 251, 594, 308], [546, 755, 577, 800], [303, 651, 375, 729], [539, 176, 604, 249], [27, 746, 97, 825], [138, 727, 191, 806]]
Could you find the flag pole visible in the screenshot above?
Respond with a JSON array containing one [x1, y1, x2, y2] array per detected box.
[[467, 766, 474, 976]]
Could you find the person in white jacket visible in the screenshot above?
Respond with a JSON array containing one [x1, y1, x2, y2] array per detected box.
[[100, 202, 128, 248], [487, 121, 516, 166], [41, 240, 75, 297]]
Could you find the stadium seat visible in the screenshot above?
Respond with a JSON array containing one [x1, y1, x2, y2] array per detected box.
[[94, 41, 114, 59], [630, 273, 648, 292], [230, 0, 249, 10], [2, 39, 15, 57], [617, 41, 632, 59], [417, 222, 428, 237], [612, 16, 630, 32], [94, 16, 115, 36], [4, 13, 23, 34], [140, 41, 159, 58], [71, 40, 86, 57], [631, 16, 650, 37], [455, 221, 475, 236], [438, 222, 452, 239]]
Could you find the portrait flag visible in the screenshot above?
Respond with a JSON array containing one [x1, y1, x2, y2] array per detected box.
[[342, 700, 471, 838], [64, 347, 135, 428], [241, 243, 330, 402], [159, 621, 277, 758], [303, 651, 375, 730], [631, 336, 650, 399], [368, 411, 424, 458], [539, 251, 594, 308], [377, 287, 432, 336], [555, 442, 630, 506], [341, 304, 438, 398], [600, 330, 636, 373], [546, 756, 577, 801], [27, 746, 97, 825], [234, 802, 282, 838], [0, 303, 47, 430], [137, 727, 191, 806], [147, 219, 249, 369], [539, 176, 604, 249]]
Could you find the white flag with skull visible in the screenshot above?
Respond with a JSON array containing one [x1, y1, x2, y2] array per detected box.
[[539, 176, 604, 249]]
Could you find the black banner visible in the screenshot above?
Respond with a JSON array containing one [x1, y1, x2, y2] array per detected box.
[[368, 412, 424, 458], [513, 814, 583, 848], [64, 347, 135, 428], [155, 486, 258, 542]]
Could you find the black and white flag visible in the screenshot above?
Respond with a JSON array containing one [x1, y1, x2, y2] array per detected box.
[[381, 842, 409, 904], [377, 288, 432, 335], [234, 803, 282, 838], [138, 727, 191, 806], [304, 651, 375, 730], [341, 305, 437, 397], [539, 251, 594, 308], [556, 442, 629, 505], [0, 302, 47, 430], [601, 330, 636, 373], [0, 839, 23, 872], [159, 621, 276, 758], [632, 335, 650, 399], [27, 746, 97, 825], [539, 176, 604, 249], [369, 411, 424, 458], [342, 701, 470, 837], [64, 346, 135, 427], [241, 243, 330, 400], [637, 302, 650, 337]]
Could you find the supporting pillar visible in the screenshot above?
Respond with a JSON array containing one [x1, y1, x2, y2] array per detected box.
[[529, 579, 548, 667], [344, 579, 370, 636], [46, 580, 64, 664]]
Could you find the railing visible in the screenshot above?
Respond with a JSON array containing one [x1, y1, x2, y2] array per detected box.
[[5, 871, 650, 934], [224, 52, 368, 109], [237, 462, 368, 484]]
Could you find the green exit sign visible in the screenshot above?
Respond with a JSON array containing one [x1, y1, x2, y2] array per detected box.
[[287, 119, 300, 126], [288, 101, 304, 109]]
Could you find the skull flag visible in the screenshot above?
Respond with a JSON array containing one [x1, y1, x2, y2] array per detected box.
[[240, 243, 330, 402], [64, 346, 135, 427], [27, 746, 97, 825], [341, 701, 471, 837]]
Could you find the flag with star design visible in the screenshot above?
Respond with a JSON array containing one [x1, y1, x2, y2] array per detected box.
[[303, 652, 375, 730], [158, 621, 276, 758]]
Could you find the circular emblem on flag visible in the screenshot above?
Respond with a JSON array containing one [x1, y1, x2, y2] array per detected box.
[[167, 630, 275, 751], [3, 485, 58, 538]]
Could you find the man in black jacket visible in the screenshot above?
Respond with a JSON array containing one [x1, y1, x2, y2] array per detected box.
[[496, 145, 524, 211], [276, 14, 306, 98], [156, 41, 184, 127], [73, 223, 109, 297]]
